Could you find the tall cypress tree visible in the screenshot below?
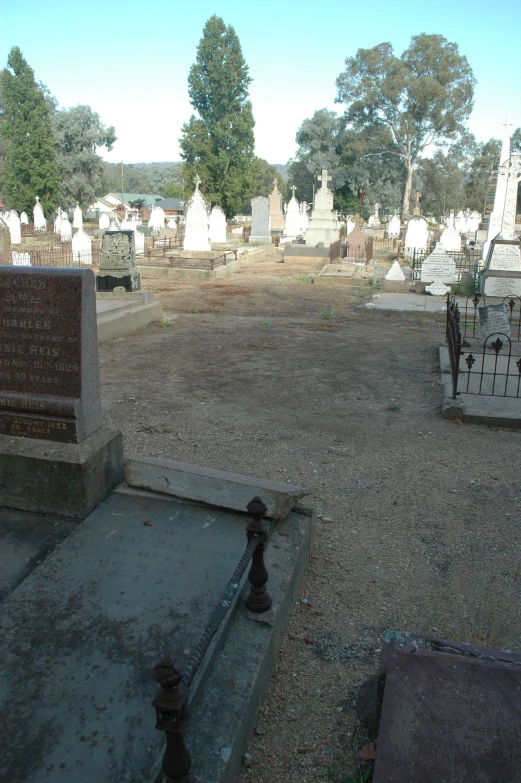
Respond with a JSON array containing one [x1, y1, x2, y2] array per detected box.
[[180, 16, 256, 219], [0, 47, 61, 215]]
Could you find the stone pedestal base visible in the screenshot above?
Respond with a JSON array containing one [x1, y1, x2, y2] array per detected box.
[[0, 425, 124, 520], [249, 235, 272, 245]]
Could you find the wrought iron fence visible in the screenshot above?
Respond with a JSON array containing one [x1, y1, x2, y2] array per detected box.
[[152, 496, 271, 782], [372, 237, 400, 252], [446, 294, 521, 399], [330, 239, 374, 264], [459, 294, 521, 342], [11, 244, 100, 267]]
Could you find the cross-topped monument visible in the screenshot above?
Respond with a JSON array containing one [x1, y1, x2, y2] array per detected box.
[[413, 192, 422, 215], [193, 174, 202, 190], [290, 185, 297, 197], [498, 153, 521, 239], [317, 170, 332, 190], [501, 116, 514, 138]]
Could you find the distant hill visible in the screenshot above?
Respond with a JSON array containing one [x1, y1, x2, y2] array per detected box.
[[274, 164, 289, 180]]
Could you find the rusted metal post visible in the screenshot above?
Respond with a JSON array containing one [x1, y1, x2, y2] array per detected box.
[[245, 496, 272, 613], [153, 659, 191, 783]]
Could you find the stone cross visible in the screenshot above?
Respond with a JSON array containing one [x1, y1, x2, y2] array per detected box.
[[498, 153, 521, 239], [273, 178, 278, 188], [413, 192, 422, 215], [374, 202, 380, 217], [291, 185, 297, 197], [318, 170, 332, 189], [193, 174, 202, 190], [35, 195, 40, 203], [501, 116, 514, 138]]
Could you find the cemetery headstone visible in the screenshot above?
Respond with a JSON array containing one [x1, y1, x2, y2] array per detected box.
[[346, 216, 367, 262], [59, 215, 72, 242], [387, 212, 400, 238], [482, 154, 521, 296], [0, 266, 123, 518], [72, 227, 93, 266], [368, 202, 381, 229], [420, 242, 456, 283], [305, 169, 340, 247], [250, 196, 271, 244], [404, 215, 428, 257], [269, 179, 285, 229], [183, 176, 211, 252], [385, 260, 405, 281], [149, 205, 165, 230], [299, 201, 309, 234], [425, 281, 451, 296], [6, 211, 21, 245], [209, 205, 227, 244], [134, 227, 145, 255], [440, 210, 461, 252], [478, 302, 511, 341], [483, 117, 514, 261], [99, 212, 110, 230], [33, 196, 46, 231], [281, 187, 300, 241], [0, 216, 12, 265], [73, 202, 83, 229], [346, 216, 355, 236], [20, 212, 29, 225], [97, 230, 140, 292]]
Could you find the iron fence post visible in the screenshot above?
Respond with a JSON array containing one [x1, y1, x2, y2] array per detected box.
[[245, 496, 272, 613], [153, 659, 191, 783]]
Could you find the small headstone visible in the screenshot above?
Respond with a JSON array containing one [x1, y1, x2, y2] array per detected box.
[[368, 202, 381, 229], [134, 227, 145, 255], [149, 205, 165, 230], [387, 213, 400, 238], [33, 196, 46, 231], [209, 205, 227, 244], [299, 202, 309, 234], [281, 188, 300, 241], [404, 214, 428, 257], [99, 212, 110, 230], [425, 281, 451, 296], [167, 218, 177, 229], [478, 302, 511, 341], [420, 243, 456, 283], [0, 266, 102, 442], [72, 227, 93, 266], [73, 202, 83, 229], [183, 176, 211, 252], [250, 196, 271, 244], [440, 210, 461, 252], [385, 260, 405, 281], [0, 217, 12, 264], [97, 230, 140, 292], [20, 212, 29, 225]]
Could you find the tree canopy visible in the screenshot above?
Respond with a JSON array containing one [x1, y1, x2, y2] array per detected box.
[[0, 47, 61, 214], [179, 16, 256, 219], [336, 34, 476, 218], [53, 105, 116, 208]]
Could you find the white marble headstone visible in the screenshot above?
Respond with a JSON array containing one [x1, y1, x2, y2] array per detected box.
[[425, 281, 451, 296], [420, 243, 456, 283], [6, 210, 21, 245], [20, 212, 29, 225], [72, 227, 92, 265], [385, 260, 405, 281], [73, 202, 83, 229], [33, 196, 46, 230], [183, 180, 211, 252], [99, 212, 111, 230], [209, 205, 227, 243]]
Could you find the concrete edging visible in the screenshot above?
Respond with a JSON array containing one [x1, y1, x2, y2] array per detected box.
[[97, 301, 163, 341]]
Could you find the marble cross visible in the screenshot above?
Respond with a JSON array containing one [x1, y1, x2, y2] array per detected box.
[[318, 170, 332, 189], [501, 116, 514, 137], [193, 174, 202, 189], [291, 185, 297, 197]]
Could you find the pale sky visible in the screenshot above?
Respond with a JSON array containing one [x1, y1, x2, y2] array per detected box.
[[1, 0, 520, 166]]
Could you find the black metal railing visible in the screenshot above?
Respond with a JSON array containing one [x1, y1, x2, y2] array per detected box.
[[153, 496, 271, 782], [412, 248, 482, 284], [446, 294, 521, 399], [11, 245, 100, 267]]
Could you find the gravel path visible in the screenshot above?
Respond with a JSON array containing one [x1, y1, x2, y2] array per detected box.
[[99, 255, 521, 782]]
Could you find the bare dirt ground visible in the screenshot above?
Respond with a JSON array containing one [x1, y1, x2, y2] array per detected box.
[[99, 249, 521, 783]]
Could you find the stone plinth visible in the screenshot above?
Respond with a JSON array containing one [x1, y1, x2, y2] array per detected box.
[[0, 425, 123, 519], [0, 267, 103, 443], [482, 237, 521, 296], [97, 230, 140, 292]]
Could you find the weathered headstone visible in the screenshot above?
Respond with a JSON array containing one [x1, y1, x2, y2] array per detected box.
[[73, 202, 83, 229], [305, 169, 340, 247], [99, 212, 110, 230], [299, 201, 309, 234], [250, 196, 271, 244], [385, 260, 405, 281], [149, 205, 165, 230], [20, 211, 29, 225], [33, 196, 46, 231], [97, 230, 140, 292], [281, 188, 300, 241], [183, 176, 211, 252], [0, 266, 123, 518], [59, 215, 72, 242], [440, 210, 461, 252], [346, 216, 367, 262], [269, 178, 285, 229], [0, 217, 12, 265], [387, 212, 400, 238], [404, 215, 428, 257], [368, 203, 381, 229], [209, 205, 227, 243], [478, 302, 511, 341], [420, 242, 456, 283], [134, 227, 145, 255], [72, 227, 93, 266], [6, 211, 21, 245]]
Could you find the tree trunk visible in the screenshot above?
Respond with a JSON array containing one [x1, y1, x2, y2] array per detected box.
[[401, 159, 414, 220]]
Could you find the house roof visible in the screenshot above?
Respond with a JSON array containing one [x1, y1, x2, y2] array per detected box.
[[155, 198, 184, 210], [106, 193, 164, 208]]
